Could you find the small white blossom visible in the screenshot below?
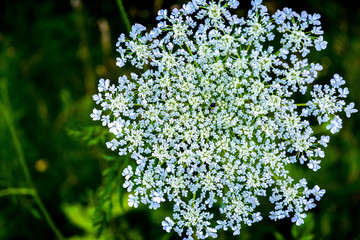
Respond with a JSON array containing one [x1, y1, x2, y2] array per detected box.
[[162, 217, 175, 232], [344, 102, 358, 118], [330, 74, 345, 88], [291, 212, 307, 226], [307, 159, 321, 171], [98, 78, 110, 92], [128, 194, 139, 208], [122, 166, 133, 180], [312, 185, 326, 201], [326, 116, 343, 134], [153, 191, 165, 204], [90, 109, 102, 121], [318, 135, 330, 147], [304, 198, 316, 211]]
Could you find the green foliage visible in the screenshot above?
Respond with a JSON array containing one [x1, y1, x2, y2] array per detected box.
[[92, 154, 128, 238], [67, 126, 109, 147], [62, 200, 122, 239], [0, 0, 359, 239]]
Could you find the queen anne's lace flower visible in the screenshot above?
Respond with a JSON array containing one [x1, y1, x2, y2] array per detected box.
[[91, 0, 357, 238]]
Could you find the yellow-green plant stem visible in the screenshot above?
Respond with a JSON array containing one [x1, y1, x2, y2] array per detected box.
[[116, 0, 131, 35], [0, 188, 35, 198], [0, 102, 65, 240]]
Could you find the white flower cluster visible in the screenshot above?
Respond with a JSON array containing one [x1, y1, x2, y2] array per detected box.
[[91, 0, 357, 238]]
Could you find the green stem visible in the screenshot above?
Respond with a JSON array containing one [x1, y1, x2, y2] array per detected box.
[[115, 0, 131, 35], [296, 103, 307, 107], [0, 102, 32, 186], [0, 188, 35, 198], [33, 192, 65, 240], [0, 102, 65, 240]]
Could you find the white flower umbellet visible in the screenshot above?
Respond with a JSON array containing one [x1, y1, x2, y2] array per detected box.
[[91, 0, 357, 239]]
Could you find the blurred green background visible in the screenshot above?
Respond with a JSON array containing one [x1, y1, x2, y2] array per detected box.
[[0, 0, 359, 239]]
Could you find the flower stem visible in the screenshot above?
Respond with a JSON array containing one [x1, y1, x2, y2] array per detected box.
[[115, 0, 131, 35], [0, 188, 35, 198], [0, 102, 65, 240]]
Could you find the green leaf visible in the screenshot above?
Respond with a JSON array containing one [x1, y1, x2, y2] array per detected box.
[[29, 207, 42, 220], [62, 203, 94, 232], [291, 223, 300, 239], [274, 231, 286, 240], [299, 234, 315, 240]]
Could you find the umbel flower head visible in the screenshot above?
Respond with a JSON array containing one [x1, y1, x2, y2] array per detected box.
[[91, 0, 357, 238]]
